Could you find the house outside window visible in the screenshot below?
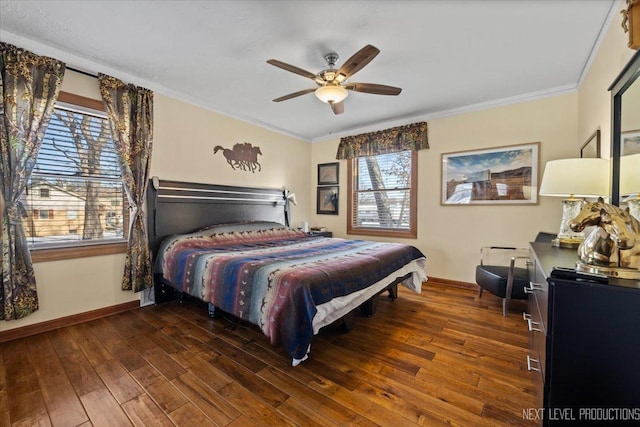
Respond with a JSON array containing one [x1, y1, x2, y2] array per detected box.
[[22, 91, 127, 260], [347, 150, 417, 238]]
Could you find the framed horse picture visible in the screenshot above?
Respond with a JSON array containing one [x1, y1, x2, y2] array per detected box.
[[317, 186, 339, 215]]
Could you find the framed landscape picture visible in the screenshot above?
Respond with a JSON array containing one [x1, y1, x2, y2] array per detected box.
[[622, 129, 640, 155], [441, 142, 539, 205]]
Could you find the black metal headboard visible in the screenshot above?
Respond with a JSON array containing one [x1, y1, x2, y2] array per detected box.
[[146, 178, 287, 257]]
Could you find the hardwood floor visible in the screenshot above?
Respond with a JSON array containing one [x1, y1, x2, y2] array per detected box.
[[0, 280, 535, 426]]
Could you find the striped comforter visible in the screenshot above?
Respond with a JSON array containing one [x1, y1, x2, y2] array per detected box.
[[156, 227, 426, 360]]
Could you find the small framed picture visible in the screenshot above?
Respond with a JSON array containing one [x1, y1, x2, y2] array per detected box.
[[317, 186, 339, 215], [441, 142, 539, 205], [318, 162, 339, 185], [580, 129, 601, 158], [622, 129, 640, 155]]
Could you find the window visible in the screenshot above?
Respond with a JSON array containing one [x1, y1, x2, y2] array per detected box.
[[22, 92, 127, 260], [347, 150, 417, 238]]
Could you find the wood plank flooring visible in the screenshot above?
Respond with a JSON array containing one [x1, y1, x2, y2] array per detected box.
[[0, 280, 535, 426]]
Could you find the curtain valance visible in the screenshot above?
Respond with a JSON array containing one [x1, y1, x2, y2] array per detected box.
[[336, 121, 428, 160]]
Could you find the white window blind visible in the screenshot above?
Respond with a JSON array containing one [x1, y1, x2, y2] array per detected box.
[[23, 105, 126, 248], [353, 151, 413, 230]]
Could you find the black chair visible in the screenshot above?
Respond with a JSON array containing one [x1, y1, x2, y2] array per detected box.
[[475, 232, 556, 316]]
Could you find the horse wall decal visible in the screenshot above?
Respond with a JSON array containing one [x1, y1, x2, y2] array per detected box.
[[214, 143, 262, 173], [569, 197, 640, 270]]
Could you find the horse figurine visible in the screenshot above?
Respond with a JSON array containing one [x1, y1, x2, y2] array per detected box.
[[569, 197, 640, 270], [616, 208, 640, 269]]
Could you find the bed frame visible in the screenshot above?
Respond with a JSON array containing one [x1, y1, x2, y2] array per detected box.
[[146, 178, 403, 318], [147, 178, 287, 254], [146, 178, 287, 301]]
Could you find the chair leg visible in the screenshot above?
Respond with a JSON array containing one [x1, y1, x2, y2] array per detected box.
[[502, 297, 509, 316], [478, 287, 484, 298], [502, 258, 516, 317]]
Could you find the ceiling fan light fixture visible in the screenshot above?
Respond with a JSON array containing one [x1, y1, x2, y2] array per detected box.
[[315, 85, 348, 104]]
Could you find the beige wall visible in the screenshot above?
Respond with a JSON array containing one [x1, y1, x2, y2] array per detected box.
[[310, 2, 636, 284], [578, 2, 635, 156], [1, 70, 311, 332], [3, 5, 636, 331], [311, 94, 578, 283]]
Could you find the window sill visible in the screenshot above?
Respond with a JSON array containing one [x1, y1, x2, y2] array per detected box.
[[31, 242, 128, 263], [347, 227, 417, 239]]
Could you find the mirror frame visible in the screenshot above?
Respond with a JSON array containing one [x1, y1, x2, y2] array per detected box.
[[609, 49, 640, 206]]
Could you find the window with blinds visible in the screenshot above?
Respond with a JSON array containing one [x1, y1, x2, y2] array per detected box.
[[347, 150, 417, 238], [22, 98, 127, 249]]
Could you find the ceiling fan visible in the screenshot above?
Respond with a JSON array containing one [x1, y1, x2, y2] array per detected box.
[[267, 45, 402, 115]]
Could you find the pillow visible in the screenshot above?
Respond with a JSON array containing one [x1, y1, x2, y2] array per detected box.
[[197, 221, 285, 236]]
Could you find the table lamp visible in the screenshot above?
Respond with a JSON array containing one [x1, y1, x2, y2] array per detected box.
[[621, 153, 640, 221], [539, 158, 610, 247]]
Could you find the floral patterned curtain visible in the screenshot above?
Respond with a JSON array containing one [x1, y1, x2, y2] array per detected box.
[[98, 74, 153, 292], [336, 121, 429, 159], [0, 43, 65, 320]]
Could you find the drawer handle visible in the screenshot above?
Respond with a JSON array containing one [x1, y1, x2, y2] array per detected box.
[[525, 260, 533, 266], [527, 355, 541, 372], [527, 318, 542, 332], [524, 282, 543, 294], [523, 313, 542, 332]]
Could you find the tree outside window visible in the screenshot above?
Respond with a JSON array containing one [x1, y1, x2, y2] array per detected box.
[[22, 92, 127, 253], [348, 150, 417, 238]]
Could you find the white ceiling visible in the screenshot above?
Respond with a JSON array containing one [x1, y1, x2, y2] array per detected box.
[[0, 0, 616, 142]]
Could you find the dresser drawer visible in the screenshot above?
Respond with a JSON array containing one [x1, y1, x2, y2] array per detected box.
[[525, 305, 547, 380], [526, 252, 549, 331], [526, 247, 548, 388], [532, 280, 548, 331]]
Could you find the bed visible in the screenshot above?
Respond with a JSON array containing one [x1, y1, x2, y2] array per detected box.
[[147, 179, 427, 365]]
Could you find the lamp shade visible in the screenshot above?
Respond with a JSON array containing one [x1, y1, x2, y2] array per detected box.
[[315, 85, 348, 104], [620, 153, 640, 196], [539, 158, 610, 197]]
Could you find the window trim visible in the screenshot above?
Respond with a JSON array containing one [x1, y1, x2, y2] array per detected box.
[[30, 91, 127, 263], [347, 150, 418, 239]]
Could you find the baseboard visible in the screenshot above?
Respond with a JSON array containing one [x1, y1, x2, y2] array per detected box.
[[0, 300, 140, 343], [427, 276, 478, 291]]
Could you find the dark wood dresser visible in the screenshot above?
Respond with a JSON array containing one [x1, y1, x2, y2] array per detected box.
[[526, 242, 640, 425]]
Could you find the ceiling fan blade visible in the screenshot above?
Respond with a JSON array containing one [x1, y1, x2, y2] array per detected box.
[[330, 100, 344, 115], [272, 88, 316, 102], [267, 59, 317, 80], [345, 83, 402, 96], [336, 45, 380, 80]]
